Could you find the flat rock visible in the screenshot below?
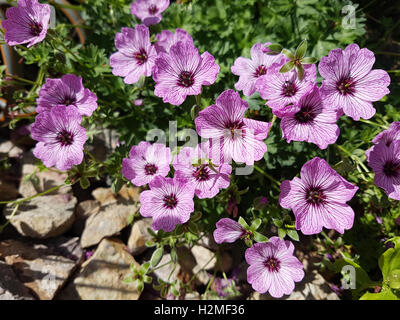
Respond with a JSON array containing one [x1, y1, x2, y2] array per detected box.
[[118, 185, 140, 203], [80, 202, 138, 248], [0, 261, 34, 300], [72, 200, 101, 234], [153, 253, 180, 283], [18, 151, 71, 198], [3, 194, 76, 239], [192, 245, 216, 272], [92, 187, 117, 206], [58, 238, 140, 300], [127, 218, 153, 255], [0, 238, 80, 300], [0, 140, 23, 158]]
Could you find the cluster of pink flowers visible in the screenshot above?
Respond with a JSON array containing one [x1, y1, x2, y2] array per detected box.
[[231, 43, 390, 150], [110, 21, 219, 106], [122, 140, 232, 232], [31, 74, 98, 170]]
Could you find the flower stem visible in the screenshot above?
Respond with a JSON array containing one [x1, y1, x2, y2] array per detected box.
[[0, 184, 65, 205], [268, 115, 277, 134], [335, 144, 370, 174], [5, 74, 36, 85], [253, 164, 281, 190], [0, 204, 19, 233], [359, 119, 389, 130]]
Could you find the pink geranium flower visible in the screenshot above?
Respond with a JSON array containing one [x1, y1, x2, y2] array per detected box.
[[256, 63, 316, 117], [173, 142, 231, 199], [279, 157, 358, 235], [153, 41, 219, 106], [139, 176, 195, 232], [213, 218, 246, 244], [36, 74, 98, 116], [245, 237, 304, 298], [319, 44, 390, 121], [195, 89, 272, 165], [231, 42, 285, 96], [155, 28, 194, 54], [30, 105, 87, 171], [2, 0, 50, 48], [122, 141, 171, 187], [130, 0, 170, 26], [367, 141, 400, 200], [365, 122, 400, 161], [280, 86, 340, 149], [110, 25, 157, 84]]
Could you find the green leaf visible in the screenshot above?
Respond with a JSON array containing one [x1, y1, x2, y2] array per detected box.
[[388, 269, 400, 289], [238, 217, 249, 229], [123, 275, 134, 283], [170, 247, 178, 263], [267, 43, 283, 52], [171, 285, 180, 297], [287, 230, 299, 241], [136, 279, 144, 293], [79, 177, 90, 189], [143, 275, 152, 284], [301, 57, 318, 64], [250, 218, 262, 231], [295, 40, 307, 59], [380, 237, 400, 287], [188, 221, 199, 234], [278, 228, 286, 239], [296, 64, 305, 81], [281, 48, 294, 59], [111, 177, 123, 194], [140, 262, 151, 274], [151, 247, 164, 268], [360, 287, 399, 300], [254, 232, 268, 243], [279, 61, 295, 73]]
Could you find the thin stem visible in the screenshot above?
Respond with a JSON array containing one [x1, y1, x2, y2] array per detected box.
[[268, 115, 277, 134], [335, 144, 370, 174], [320, 230, 335, 246], [47, 33, 81, 62], [0, 184, 65, 205], [253, 164, 281, 190], [4, 74, 36, 85], [0, 204, 19, 233], [360, 119, 389, 130]]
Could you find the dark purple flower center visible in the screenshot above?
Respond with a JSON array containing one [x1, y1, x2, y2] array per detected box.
[[62, 96, 77, 106], [254, 65, 267, 77], [144, 163, 158, 175], [56, 130, 74, 146], [305, 186, 326, 205], [282, 80, 297, 97], [225, 120, 245, 139], [264, 257, 280, 272], [29, 21, 43, 36], [383, 160, 400, 178], [294, 105, 316, 123], [148, 5, 158, 15], [337, 77, 356, 95], [177, 71, 195, 87], [193, 165, 210, 181], [134, 48, 148, 65], [163, 194, 178, 209]]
